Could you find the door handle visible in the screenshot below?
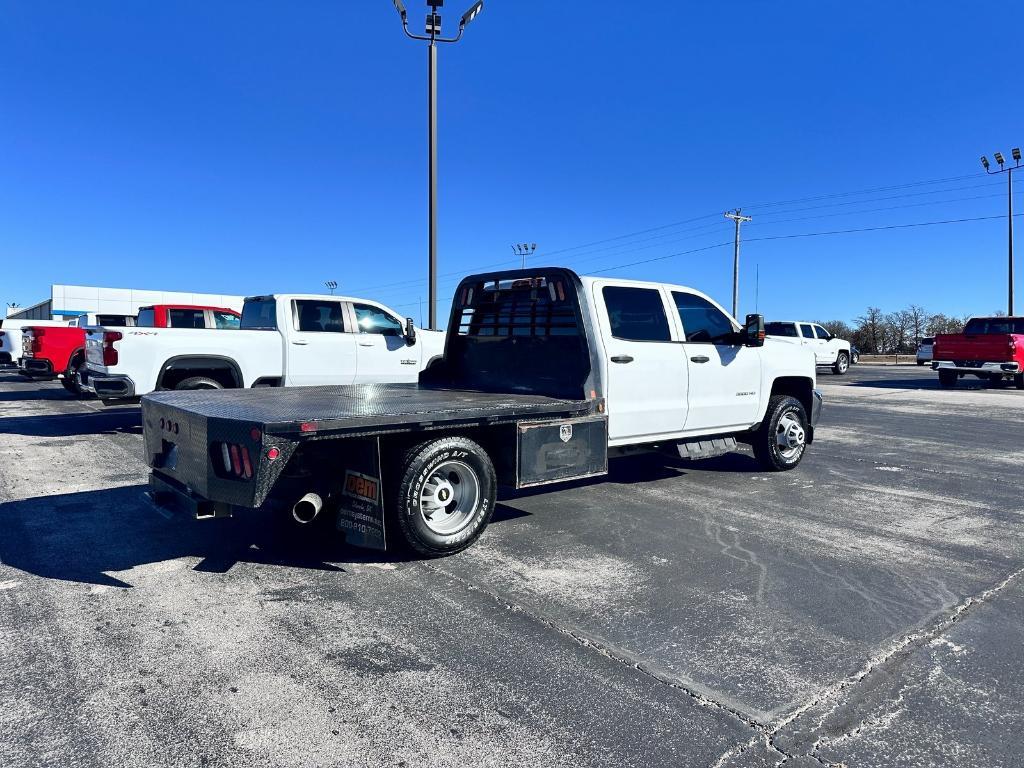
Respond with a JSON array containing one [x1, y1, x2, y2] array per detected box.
[[690, 355, 710, 363], [610, 355, 634, 364], [291, 341, 308, 346], [358, 342, 374, 347]]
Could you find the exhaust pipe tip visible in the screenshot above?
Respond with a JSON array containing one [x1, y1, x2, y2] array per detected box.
[[292, 492, 323, 524]]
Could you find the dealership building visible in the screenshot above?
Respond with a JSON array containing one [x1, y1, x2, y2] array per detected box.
[[5, 285, 245, 321]]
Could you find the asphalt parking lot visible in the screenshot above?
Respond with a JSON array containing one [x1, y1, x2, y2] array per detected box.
[[1, 364, 1022, 767]]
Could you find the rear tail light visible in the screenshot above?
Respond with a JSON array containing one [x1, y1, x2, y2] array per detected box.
[[102, 331, 122, 366], [216, 441, 255, 480]]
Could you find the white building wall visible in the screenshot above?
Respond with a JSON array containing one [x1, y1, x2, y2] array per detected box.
[[50, 285, 246, 319]]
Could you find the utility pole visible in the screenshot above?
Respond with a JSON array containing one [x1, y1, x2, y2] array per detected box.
[[724, 209, 751, 318], [511, 243, 536, 269], [391, 0, 485, 329], [981, 147, 1020, 315]]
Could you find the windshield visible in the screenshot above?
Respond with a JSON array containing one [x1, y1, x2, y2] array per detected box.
[[240, 298, 277, 330]]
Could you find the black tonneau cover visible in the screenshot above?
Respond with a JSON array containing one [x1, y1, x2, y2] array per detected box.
[[144, 383, 591, 435]]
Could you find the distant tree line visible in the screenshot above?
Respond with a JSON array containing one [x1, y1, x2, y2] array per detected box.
[[816, 305, 986, 354]]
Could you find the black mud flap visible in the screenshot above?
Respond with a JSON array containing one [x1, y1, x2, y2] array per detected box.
[[334, 437, 387, 551], [517, 415, 608, 488]]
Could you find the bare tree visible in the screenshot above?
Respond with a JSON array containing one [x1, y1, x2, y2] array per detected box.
[[817, 320, 854, 340], [906, 304, 928, 342], [855, 307, 887, 353], [886, 310, 914, 353]]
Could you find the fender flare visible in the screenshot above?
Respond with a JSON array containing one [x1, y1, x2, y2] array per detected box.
[[157, 355, 243, 389]]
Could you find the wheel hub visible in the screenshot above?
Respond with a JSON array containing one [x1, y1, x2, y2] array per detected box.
[[776, 412, 806, 458], [419, 461, 480, 535]]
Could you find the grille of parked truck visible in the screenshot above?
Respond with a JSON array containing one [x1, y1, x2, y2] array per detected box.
[[142, 268, 822, 557], [764, 321, 852, 375], [82, 294, 444, 403], [932, 316, 1024, 389]]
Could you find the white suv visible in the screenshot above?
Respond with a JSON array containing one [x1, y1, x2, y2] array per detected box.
[[765, 321, 852, 375]]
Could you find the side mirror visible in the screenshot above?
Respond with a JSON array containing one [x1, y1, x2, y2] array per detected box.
[[744, 314, 765, 347], [404, 317, 417, 345]]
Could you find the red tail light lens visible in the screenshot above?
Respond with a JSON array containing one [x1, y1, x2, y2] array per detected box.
[[102, 331, 122, 366], [216, 441, 258, 480]]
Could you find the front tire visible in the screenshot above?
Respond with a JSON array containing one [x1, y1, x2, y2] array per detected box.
[[832, 351, 850, 375], [392, 436, 496, 557], [938, 369, 958, 388], [752, 395, 809, 471]]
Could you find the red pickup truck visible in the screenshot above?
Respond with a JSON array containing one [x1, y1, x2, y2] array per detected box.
[[20, 304, 240, 395], [932, 316, 1024, 389]]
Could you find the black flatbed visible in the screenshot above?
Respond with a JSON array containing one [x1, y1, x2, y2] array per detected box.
[[144, 383, 593, 436]]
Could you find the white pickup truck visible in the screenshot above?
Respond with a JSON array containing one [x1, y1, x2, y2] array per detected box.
[[144, 268, 822, 557], [83, 294, 444, 403], [765, 321, 852, 375]]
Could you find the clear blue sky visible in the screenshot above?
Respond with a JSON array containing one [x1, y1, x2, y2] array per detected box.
[[2, 1, 1022, 326]]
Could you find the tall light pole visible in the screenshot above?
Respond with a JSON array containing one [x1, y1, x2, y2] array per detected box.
[[724, 209, 751, 318], [324, 280, 338, 295], [981, 147, 1020, 315], [392, 0, 485, 330], [511, 242, 536, 269]]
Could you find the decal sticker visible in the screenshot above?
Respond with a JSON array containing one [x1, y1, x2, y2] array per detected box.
[[559, 424, 573, 443], [343, 470, 379, 504]]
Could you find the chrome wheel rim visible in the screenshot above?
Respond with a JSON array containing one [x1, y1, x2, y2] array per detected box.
[[776, 410, 806, 460], [420, 460, 480, 535], [837, 355, 849, 373]]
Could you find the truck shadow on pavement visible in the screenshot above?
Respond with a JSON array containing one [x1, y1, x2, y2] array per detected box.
[[0, 408, 142, 436], [0, 485, 532, 587]]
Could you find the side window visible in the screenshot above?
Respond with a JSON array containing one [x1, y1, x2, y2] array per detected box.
[[352, 303, 404, 336], [137, 309, 155, 327], [602, 287, 671, 342], [673, 292, 735, 344], [765, 322, 798, 337], [813, 325, 831, 340], [169, 309, 207, 329], [799, 323, 815, 339], [213, 311, 240, 330], [294, 300, 345, 333]]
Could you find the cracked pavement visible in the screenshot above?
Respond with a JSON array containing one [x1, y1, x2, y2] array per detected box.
[[1, 365, 1022, 767]]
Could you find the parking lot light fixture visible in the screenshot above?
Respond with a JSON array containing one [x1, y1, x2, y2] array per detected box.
[[392, 1, 486, 330], [981, 156, 991, 171], [981, 147, 1020, 314]]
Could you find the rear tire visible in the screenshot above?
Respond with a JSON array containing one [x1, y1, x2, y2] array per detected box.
[[175, 376, 223, 391], [1015, 374, 1024, 390], [938, 369, 958, 388], [391, 436, 496, 557], [832, 352, 849, 375], [61, 354, 87, 397], [752, 395, 809, 472]]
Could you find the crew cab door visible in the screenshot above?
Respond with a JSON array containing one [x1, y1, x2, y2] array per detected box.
[[798, 323, 823, 363], [348, 302, 420, 383], [672, 291, 762, 431], [284, 299, 357, 386], [593, 283, 687, 443], [812, 325, 837, 364]]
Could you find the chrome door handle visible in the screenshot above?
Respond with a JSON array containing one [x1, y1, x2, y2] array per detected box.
[[690, 355, 710, 363], [610, 355, 634, 364], [291, 340, 308, 346]]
